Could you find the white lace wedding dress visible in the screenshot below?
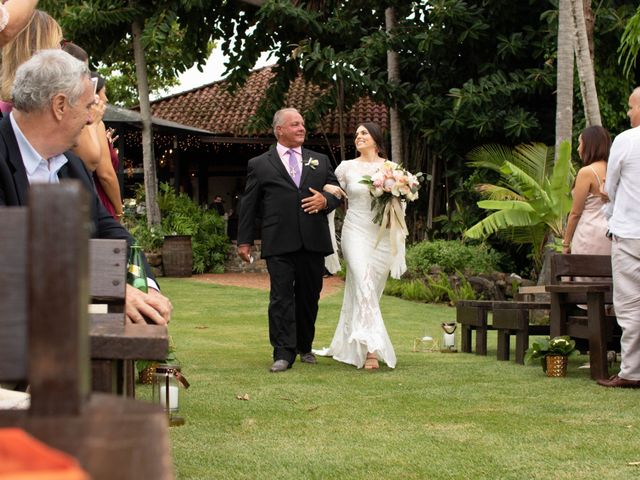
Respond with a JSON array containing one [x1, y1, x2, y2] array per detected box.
[[316, 160, 400, 368]]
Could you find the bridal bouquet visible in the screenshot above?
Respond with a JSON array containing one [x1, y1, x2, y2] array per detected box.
[[359, 160, 422, 225], [359, 161, 422, 277]]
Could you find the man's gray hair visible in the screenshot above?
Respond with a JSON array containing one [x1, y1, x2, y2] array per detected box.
[[12, 49, 90, 113], [272, 108, 300, 137]]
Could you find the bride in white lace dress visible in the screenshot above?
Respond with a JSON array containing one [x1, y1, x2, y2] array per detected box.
[[317, 123, 405, 370]]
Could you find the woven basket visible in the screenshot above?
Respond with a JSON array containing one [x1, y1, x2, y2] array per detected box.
[[545, 355, 568, 377], [138, 363, 158, 384]]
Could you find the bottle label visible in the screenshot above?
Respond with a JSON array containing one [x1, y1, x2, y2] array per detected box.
[[128, 264, 141, 276], [132, 277, 148, 292]]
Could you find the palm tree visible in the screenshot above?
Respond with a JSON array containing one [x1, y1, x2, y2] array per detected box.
[[571, 0, 601, 126], [555, 0, 574, 157], [464, 141, 574, 270]]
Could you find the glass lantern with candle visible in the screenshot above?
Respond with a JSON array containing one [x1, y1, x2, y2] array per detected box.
[[152, 364, 189, 426]]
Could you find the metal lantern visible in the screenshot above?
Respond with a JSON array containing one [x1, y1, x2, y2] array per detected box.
[[441, 322, 457, 352], [152, 364, 190, 426]]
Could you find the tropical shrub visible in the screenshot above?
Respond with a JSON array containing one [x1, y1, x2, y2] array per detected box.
[[384, 273, 478, 304], [123, 183, 229, 273], [464, 141, 575, 271], [406, 240, 503, 276]]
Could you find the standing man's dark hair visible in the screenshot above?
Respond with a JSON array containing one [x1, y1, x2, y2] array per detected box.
[[237, 107, 342, 372]]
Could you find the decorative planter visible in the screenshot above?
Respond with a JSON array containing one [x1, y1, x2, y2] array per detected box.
[[138, 363, 158, 384], [162, 235, 192, 277], [545, 355, 568, 377]]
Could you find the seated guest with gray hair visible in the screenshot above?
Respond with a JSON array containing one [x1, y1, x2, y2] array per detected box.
[[0, 49, 172, 325]]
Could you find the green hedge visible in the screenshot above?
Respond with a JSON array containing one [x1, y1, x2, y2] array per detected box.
[[406, 240, 502, 276]]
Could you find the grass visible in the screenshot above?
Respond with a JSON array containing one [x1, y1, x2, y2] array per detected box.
[[150, 278, 640, 480]]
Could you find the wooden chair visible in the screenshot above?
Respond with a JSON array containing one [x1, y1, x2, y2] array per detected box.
[[546, 253, 618, 380], [0, 183, 173, 480]]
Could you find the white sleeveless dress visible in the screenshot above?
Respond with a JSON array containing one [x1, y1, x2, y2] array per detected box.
[[316, 160, 398, 368]]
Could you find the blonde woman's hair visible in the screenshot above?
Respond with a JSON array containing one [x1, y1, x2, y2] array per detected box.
[[0, 10, 63, 100]]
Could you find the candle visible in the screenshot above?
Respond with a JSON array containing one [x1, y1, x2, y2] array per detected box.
[[159, 385, 179, 411], [443, 332, 455, 348]]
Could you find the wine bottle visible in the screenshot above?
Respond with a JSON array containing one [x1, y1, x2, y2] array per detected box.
[[127, 244, 148, 293]]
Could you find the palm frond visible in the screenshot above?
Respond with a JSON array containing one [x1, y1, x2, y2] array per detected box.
[[466, 144, 514, 172], [499, 161, 549, 203], [499, 224, 546, 245], [512, 143, 553, 185], [474, 184, 524, 201]]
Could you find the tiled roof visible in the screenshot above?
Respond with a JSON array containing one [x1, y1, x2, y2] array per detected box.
[[149, 66, 388, 138]]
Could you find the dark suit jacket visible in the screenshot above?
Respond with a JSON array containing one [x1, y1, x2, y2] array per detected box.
[[0, 116, 155, 281], [237, 145, 341, 258]]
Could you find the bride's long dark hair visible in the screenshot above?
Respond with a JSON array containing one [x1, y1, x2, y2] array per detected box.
[[356, 122, 387, 159]]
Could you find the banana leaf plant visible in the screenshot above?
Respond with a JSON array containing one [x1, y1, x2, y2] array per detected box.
[[463, 141, 575, 270]]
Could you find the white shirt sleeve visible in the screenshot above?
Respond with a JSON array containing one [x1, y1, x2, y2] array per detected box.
[[604, 134, 625, 219]]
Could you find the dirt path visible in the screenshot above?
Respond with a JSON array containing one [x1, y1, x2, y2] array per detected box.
[[191, 272, 344, 299]]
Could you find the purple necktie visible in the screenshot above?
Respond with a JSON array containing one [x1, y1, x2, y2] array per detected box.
[[287, 149, 301, 187]]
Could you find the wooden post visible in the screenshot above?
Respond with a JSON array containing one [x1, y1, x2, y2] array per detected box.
[[28, 182, 91, 415]]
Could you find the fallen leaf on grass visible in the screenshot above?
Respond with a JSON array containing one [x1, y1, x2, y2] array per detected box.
[[236, 393, 250, 401], [280, 397, 297, 403], [627, 462, 640, 466], [195, 326, 208, 329], [306, 405, 319, 412]]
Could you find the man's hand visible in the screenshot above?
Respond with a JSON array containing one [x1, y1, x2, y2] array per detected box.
[[237, 244, 253, 263], [125, 285, 173, 325], [302, 187, 328, 214]]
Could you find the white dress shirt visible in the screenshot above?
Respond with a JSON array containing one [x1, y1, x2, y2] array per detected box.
[[10, 112, 68, 184], [276, 143, 302, 178], [604, 125, 640, 238]]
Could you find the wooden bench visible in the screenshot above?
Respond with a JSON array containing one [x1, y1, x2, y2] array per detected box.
[[88, 239, 168, 396], [546, 253, 618, 380], [456, 300, 495, 355], [457, 290, 550, 362], [491, 300, 550, 364], [0, 183, 173, 479]]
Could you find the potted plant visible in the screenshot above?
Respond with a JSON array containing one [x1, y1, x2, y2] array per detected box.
[[524, 335, 578, 377]]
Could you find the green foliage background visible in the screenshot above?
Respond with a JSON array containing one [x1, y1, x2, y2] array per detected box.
[[124, 183, 229, 274]]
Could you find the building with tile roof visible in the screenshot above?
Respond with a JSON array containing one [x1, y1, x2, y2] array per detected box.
[[118, 65, 388, 222]]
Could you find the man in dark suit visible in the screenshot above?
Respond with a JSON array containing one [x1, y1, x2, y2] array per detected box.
[[237, 108, 341, 372], [0, 49, 172, 325]]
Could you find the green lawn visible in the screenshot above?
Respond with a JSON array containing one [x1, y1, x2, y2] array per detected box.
[[152, 278, 639, 480]]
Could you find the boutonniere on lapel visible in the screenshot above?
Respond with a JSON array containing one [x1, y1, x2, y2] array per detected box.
[[305, 158, 319, 169]]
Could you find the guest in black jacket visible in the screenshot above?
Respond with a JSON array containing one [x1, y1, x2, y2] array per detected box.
[[0, 49, 172, 325]]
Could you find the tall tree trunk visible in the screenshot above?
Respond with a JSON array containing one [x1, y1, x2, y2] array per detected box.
[[385, 7, 402, 163], [132, 19, 161, 227], [337, 78, 346, 162], [571, 0, 601, 126], [555, 0, 574, 157], [582, 0, 595, 63]]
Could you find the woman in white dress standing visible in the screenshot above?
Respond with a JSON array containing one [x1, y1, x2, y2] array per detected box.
[[318, 122, 404, 370]]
